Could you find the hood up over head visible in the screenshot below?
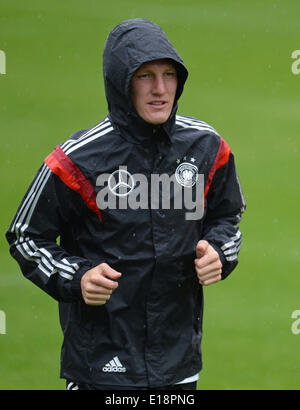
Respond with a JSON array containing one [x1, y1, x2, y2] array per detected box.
[[102, 19, 188, 142]]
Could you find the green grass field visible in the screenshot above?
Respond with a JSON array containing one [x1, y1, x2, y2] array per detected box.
[[1, 0, 299, 390]]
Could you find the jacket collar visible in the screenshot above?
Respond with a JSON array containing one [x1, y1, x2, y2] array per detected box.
[[109, 102, 177, 145]]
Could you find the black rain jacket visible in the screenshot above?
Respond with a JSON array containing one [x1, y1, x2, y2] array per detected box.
[[6, 19, 246, 388]]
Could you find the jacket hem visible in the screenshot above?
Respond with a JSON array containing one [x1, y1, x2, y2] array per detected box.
[[60, 365, 203, 389]]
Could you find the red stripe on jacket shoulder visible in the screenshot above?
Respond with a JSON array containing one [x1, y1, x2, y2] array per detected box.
[[204, 137, 232, 199], [44, 146, 102, 222]]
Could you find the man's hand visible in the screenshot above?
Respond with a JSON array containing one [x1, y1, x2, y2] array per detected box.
[[81, 263, 122, 306], [195, 240, 222, 286]]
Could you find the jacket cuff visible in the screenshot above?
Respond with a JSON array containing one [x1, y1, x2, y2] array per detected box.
[[208, 242, 237, 280], [70, 263, 93, 299]]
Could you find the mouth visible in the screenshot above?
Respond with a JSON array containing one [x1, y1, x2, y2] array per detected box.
[[148, 101, 167, 108]]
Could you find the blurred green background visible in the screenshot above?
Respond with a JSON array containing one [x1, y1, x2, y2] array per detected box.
[[0, 0, 299, 390]]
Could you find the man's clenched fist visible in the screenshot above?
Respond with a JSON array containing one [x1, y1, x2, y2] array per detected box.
[[81, 263, 122, 305], [195, 240, 222, 286]]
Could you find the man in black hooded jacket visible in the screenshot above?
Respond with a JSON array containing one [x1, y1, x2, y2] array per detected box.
[[6, 19, 246, 390]]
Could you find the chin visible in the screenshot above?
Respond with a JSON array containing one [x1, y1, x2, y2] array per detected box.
[[146, 114, 169, 125]]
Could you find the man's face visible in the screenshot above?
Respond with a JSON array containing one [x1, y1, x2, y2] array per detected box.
[[131, 59, 178, 125]]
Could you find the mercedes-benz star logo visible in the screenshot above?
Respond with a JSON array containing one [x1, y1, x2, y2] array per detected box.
[[108, 168, 135, 197]]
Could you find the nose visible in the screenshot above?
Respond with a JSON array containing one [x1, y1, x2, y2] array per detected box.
[[152, 74, 166, 95]]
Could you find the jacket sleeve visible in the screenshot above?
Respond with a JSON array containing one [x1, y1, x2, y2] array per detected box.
[[5, 162, 94, 302], [202, 142, 246, 279]]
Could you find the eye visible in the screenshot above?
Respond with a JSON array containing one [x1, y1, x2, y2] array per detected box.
[[164, 71, 177, 78], [137, 73, 151, 79]]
